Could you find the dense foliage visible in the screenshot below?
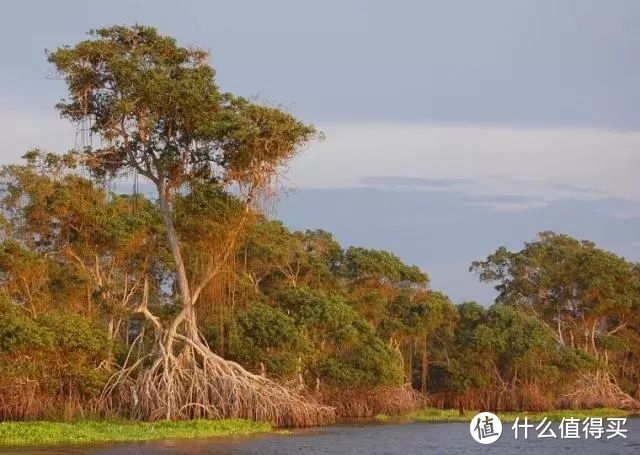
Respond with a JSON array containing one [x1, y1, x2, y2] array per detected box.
[[1, 157, 638, 418]]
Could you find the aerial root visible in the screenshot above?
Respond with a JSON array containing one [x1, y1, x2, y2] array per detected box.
[[559, 371, 639, 410], [101, 338, 335, 427], [317, 385, 428, 418]]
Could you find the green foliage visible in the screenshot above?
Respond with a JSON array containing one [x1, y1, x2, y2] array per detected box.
[[0, 299, 43, 351], [557, 347, 597, 373], [226, 302, 309, 376], [469, 231, 640, 404], [0, 299, 108, 356], [471, 231, 638, 342], [239, 221, 342, 294], [48, 25, 316, 192], [438, 301, 565, 399], [275, 288, 404, 387], [0, 159, 166, 324], [382, 290, 457, 339], [0, 300, 112, 398], [0, 419, 271, 446], [317, 337, 403, 387], [343, 247, 428, 287]]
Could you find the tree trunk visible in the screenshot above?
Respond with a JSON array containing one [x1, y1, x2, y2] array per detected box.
[[591, 320, 598, 358], [407, 342, 413, 385], [107, 183, 337, 426], [157, 186, 197, 349], [556, 315, 564, 346], [421, 336, 428, 393]]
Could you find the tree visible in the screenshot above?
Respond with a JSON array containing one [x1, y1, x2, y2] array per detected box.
[[436, 302, 564, 412], [276, 287, 404, 388], [471, 232, 640, 407], [1, 152, 164, 332], [0, 297, 111, 420], [239, 222, 342, 295], [225, 301, 310, 378], [471, 232, 637, 357], [48, 25, 332, 425]]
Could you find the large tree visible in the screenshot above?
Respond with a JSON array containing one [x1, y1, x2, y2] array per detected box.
[[48, 25, 332, 425]]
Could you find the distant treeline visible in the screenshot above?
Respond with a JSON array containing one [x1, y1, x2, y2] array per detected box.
[[0, 155, 638, 420]]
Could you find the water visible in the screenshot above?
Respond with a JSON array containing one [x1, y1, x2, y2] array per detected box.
[[3, 420, 639, 455]]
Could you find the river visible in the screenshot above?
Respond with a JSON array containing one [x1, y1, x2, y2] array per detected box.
[[2, 419, 639, 454]]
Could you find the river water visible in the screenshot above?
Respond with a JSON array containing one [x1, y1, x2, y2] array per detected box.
[[3, 419, 639, 454]]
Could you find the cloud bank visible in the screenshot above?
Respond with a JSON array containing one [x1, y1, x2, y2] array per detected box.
[[288, 123, 640, 205]]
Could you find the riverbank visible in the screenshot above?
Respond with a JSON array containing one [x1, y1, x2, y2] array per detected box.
[[376, 407, 639, 423], [0, 419, 272, 446], [2, 408, 637, 447]]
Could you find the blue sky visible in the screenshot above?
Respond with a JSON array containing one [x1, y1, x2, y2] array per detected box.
[[1, 1, 639, 303]]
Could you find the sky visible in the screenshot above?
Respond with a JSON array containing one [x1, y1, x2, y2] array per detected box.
[[1, 0, 639, 303]]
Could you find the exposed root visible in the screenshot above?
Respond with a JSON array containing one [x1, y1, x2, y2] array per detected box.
[[317, 385, 427, 418], [428, 381, 554, 412], [559, 371, 640, 410], [101, 337, 335, 427]]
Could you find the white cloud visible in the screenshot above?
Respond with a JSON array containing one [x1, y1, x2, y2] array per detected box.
[[468, 199, 552, 213], [2, 111, 638, 206], [289, 122, 640, 203]]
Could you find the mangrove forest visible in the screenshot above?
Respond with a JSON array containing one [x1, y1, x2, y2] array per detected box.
[[0, 25, 639, 428]]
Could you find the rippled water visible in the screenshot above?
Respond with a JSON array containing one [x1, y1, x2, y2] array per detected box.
[[3, 419, 639, 455]]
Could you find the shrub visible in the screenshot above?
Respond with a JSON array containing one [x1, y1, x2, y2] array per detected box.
[[0, 300, 112, 419]]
